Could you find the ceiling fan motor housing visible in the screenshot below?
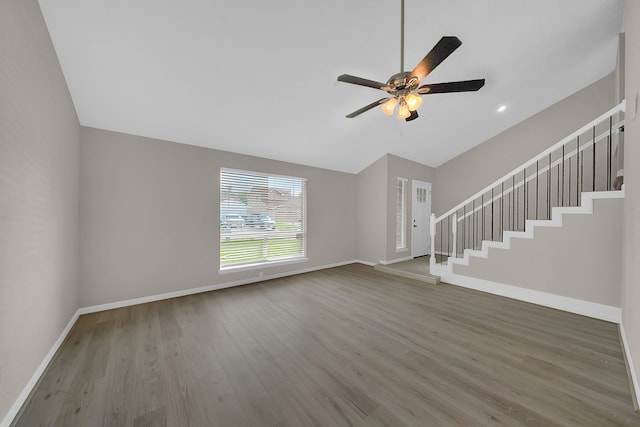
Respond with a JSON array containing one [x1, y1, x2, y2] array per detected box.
[[386, 72, 419, 93]]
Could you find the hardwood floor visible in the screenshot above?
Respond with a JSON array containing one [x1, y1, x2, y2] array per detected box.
[[13, 264, 640, 426]]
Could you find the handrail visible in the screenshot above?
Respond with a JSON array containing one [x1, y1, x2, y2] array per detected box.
[[452, 120, 624, 222], [435, 100, 626, 223]]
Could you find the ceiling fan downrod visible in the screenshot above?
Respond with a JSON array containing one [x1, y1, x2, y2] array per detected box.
[[400, 0, 405, 73]]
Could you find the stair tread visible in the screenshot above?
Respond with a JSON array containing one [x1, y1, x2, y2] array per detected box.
[[432, 190, 625, 271]]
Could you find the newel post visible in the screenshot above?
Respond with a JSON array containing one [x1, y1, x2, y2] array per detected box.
[[451, 213, 457, 258], [430, 213, 436, 268]]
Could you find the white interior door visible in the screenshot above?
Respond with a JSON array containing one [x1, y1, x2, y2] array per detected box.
[[411, 180, 432, 257]]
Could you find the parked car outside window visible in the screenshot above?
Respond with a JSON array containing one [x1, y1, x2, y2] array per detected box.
[[244, 215, 276, 230], [221, 214, 245, 229]]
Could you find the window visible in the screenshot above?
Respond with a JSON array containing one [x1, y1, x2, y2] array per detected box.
[[220, 168, 306, 270], [396, 178, 408, 251]]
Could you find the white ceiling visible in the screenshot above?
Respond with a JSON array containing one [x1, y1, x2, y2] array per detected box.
[[38, 0, 624, 174]]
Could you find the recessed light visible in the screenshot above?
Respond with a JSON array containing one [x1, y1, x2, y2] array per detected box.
[[497, 105, 507, 113]]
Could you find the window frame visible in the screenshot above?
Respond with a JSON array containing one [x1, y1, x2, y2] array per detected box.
[[219, 167, 307, 273], [396, 177, 408, 252]]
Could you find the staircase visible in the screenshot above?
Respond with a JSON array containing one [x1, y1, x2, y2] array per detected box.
[[429, 101, 626, 321]]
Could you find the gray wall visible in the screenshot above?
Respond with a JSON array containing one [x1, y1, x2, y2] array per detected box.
[[0, 0, 79, 419], [434, 73, 617, 215], [355, 154, 435, 264], [0, 0, 634, 421], [356, 155, 387, 264], [79, 127, 357, 307], [385, 154, 435, 262], [622, 0, 640, 403], [453, 198, 623, 307]]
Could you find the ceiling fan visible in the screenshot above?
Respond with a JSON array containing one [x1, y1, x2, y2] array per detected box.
[[337, 0, 485, 122]]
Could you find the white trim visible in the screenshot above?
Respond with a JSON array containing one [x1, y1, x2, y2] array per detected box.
[[78, 260, 363, 315], [446, 130, 624, 225], [620, 323, 640, 411], [219, 256, 308, 274], [436, 101, 626, 221], [219, 167, 307, 270], [432, 190, 625, 272], [220, 167, 308, 183], [0, 257, 626, 426], [439, 272, 621, 323], [411, 180, 432, 258], [354, 259, 377, 266], [378, 255, 414, 266], [396, 177, 408, 251], [1, 259, 374, 426], [1, 310, 80, 427]]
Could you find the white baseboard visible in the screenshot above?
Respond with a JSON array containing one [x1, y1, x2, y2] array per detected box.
[[436, 189, 625, 272], [354, 259, 377, 267], [440, 272, 621, 323], [620, 323, 640, 411], [78, 259, 365, 314], [4, 258, 626, 427], [1, 310, 80, 427], [2, 259, 367, 426], [378, 256, 414, 266]]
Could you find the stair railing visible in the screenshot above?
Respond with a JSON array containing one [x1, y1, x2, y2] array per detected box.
[[431, 100, 625, 267]]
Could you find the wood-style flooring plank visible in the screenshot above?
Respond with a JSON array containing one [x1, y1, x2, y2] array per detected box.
[[197, 295, 285, 427], [12, 263, 640, 426], [260, 276, 525, 426], [279, 286, 520, 424]]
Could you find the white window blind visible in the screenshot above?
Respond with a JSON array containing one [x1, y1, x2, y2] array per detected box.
[[396, 178, 407, 250], [220, 168, 306, 269]]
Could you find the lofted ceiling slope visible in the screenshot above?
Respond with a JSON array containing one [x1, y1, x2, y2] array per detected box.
[[37, 0, 624, 174]]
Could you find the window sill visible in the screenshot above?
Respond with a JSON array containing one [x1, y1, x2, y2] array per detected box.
[[219, 257, 308, 275], [396, 248, 409, 253]]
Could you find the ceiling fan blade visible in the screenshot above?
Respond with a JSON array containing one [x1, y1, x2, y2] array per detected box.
[[407, 36, 462, 84], [345, 97, 390, 118], [417, 79, 485, 95], [405, 110, 419, 122], [338, 74, 392, 92]]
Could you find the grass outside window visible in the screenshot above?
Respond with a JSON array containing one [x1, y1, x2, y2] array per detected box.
[[220, 168, 306, 269], [220, 237, 303, 267]]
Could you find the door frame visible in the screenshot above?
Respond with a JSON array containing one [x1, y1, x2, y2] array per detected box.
[[411, 180, 432, 258]]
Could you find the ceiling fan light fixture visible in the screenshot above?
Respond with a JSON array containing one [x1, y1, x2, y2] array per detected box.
[[397, 98, 411, 120], [405, 92, 422, 111], [381, 97, 398, 115]]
